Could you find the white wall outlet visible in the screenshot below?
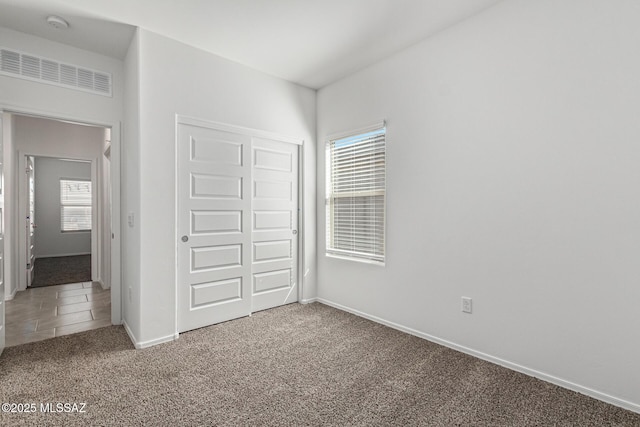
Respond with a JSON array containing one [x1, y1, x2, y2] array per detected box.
[[127, 212, 135, 227], [461, 297, 472, 314]]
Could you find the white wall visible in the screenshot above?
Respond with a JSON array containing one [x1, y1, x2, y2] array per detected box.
[[134, 29, 316, 344], [33, 157, 91, 258], [2, 113, 18, 299], [13, 115, 104, 161], [122, 29, 141, 339], [0, 27, 123, 126], [0, 26, 123, 321], [317, 0, 640, 412]]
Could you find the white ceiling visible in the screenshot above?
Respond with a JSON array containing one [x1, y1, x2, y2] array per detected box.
[[0, 1, 136, 59], [0, 0, 503, 88]]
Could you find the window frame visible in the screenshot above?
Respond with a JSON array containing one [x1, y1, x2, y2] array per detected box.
[[325, 122, 387, 265], [60, 178, 92, 233]]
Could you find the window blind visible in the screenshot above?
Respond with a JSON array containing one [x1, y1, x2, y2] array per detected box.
[[60, 179, 92, 231], [327, 128, 386, 262]]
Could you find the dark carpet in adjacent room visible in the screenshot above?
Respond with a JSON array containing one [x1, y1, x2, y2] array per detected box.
[[31, 255, 91, 287], [1, 303, 638, 426]]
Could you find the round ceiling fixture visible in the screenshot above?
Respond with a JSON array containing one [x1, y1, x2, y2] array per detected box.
[[46, 15, 69, 30]]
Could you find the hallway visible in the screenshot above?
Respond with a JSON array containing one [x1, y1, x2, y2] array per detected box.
[[4, 282, 111, 347]]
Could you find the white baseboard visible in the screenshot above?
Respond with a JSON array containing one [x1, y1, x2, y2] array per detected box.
[[35, 252, 91, 259], [122, 321, 137, 347], [316, 297, 640, 415], [4, 287, 18, 301], [300, 298, 318, 304], [136, 333, 178, 349], [95, 279, 110, 290], [123, 321, 178, 349]]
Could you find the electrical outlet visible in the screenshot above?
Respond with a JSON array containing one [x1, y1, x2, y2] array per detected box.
[[461, 297, 472, 314]]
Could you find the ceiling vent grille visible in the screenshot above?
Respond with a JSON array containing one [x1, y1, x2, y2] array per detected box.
[[0, 47, 112, 97]]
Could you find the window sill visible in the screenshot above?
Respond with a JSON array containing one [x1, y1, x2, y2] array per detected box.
[[325, 252, 385, 267]]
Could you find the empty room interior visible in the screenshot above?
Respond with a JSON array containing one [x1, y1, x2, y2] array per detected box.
[[1, 0, 639, 425]]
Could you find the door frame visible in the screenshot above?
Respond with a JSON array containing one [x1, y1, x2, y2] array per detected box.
[[18, 153, 35, 289], [17, 152, 98, 290], [2, 105, 122, 325], [174, 114, 305, 336]]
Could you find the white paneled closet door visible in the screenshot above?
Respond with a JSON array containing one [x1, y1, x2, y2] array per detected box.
[[251, 137, 298, 312], [177, 121, 300, 333], [177, 123, 252, 333]]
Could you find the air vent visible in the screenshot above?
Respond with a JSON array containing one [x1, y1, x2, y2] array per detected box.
[[21, 55, 40, 78], [1, 49, 20, 74], [0, 48, 112, 97], [42, 59, 59, 82]]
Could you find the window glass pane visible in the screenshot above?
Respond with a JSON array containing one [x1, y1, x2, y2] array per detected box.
[[61, 206, 92, 231], [326, 128, 386, 262], [60, 179, 92, 231]]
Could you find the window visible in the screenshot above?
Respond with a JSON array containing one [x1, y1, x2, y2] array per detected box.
[[326, 126, 386, 263], [60, 179, 92, 232]]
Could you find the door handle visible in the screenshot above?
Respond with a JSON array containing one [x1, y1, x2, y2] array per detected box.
[[181, 235, 189, 242], [292, 230, 298, 235]]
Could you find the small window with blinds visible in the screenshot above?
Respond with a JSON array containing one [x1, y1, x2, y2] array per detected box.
[[60, 179, 92, 232], [326, 126, 386, 264]]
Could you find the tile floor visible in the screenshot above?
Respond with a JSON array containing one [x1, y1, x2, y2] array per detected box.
[[5, 282, 111, 347]]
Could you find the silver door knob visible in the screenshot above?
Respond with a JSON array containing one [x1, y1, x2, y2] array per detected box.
[[181, 235, 189, 242], [292, 230, 298, 235]]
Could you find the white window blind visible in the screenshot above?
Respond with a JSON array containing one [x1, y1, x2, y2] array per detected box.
[[60, 179, 92, 232], [326, 127, 386, 263]]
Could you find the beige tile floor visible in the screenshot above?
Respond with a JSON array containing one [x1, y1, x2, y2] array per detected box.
[[5, 282, 111, 347]]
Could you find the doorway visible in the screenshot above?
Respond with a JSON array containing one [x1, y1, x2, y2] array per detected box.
[[28, 157, 93, 288], [2, 112, 118, 347]]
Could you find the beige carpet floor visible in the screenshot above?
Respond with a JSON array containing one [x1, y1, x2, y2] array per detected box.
[[1, 303, 639, 426]]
